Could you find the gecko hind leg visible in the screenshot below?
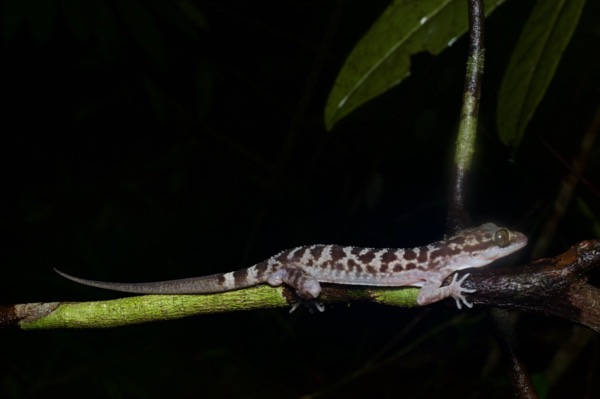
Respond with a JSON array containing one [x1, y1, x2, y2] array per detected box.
[[267, 266, 324, 312]]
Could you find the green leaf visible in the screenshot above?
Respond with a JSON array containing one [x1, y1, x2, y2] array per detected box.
[[148, 0, 203, 41], [1, 0, 25, 41], [115, 0, 166, 68], [26, 0, 57, 46], [143, 75, 167, 124], [176, 0, 209, 31], [90, 0, 120, 64], [497, 0, 586, 149], [325, 0, 505, 130], [59, 0, 93, 43]]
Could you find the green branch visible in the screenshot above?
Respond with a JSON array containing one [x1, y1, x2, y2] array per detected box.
[[5, 286, 421, 330]]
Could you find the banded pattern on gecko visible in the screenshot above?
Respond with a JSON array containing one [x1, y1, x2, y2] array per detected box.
[[55, 223, 527, 309]]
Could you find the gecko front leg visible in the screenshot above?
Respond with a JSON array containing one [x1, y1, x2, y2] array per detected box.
[[416, 273, 476, 310]]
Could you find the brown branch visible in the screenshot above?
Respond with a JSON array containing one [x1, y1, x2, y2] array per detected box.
[[1, 241, 599, 332], [475, 238, 600, 399], [0, 302, 60, 330], [489, 309, 538, 399], [459, 239, 600, 331]]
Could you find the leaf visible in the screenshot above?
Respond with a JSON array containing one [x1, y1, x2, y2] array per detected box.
[[115, 0, 166, 68], [176, 0, 209, 31], [26, 0, 57, 46], [89, 0, 120, 64], [497, 0, 586, 149], [59, 0, 93, 43], [325, 0, 505, 130], [143, 75, 167, 124], [148, 0, 203, 41], [1, 0, 25, 41], [195, 61, 213, 121]]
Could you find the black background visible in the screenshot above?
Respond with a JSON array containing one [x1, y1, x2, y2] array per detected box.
[[1, 1, 599, 398]]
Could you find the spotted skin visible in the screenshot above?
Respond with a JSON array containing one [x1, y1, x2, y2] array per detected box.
[[55, 223, 527, 309]]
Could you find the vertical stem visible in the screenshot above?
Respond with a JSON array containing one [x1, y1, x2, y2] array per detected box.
[[446, 0, 485, 233], [490, 309, 539, 399], [455, 3, 538, 398]]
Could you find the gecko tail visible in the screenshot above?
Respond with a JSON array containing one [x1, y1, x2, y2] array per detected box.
[[54, 265, 267, 295]]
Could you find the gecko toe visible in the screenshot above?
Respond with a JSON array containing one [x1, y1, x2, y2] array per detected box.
[[289, 298, 325, 313]]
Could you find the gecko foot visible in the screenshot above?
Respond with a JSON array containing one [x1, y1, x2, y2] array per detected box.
[[449, 273, 476, 310], [417, 272, 476, 309]]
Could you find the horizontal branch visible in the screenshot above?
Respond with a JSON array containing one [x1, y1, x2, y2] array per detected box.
[[461, 239, 600, 331], [3, 286, 288, 330], [1, 283, 421, 330], [1, 240, 599, 330]]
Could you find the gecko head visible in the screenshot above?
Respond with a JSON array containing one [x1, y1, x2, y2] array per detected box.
[[441, 223, 528, 270]]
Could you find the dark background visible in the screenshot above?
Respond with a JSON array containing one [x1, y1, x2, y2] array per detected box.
[[1, 0, 599, 398]]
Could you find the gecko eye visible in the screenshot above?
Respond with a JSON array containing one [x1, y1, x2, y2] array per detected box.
[[494, 229, 511, 248]]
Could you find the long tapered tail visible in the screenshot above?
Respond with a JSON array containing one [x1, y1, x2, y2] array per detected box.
[[54, 263, 269, 295]]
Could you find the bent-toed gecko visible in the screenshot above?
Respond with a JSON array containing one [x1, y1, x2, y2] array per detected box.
[[55, 223, 527, 309]]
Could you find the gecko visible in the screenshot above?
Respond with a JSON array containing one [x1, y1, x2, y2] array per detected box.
[[55, 223, 527, 309]]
